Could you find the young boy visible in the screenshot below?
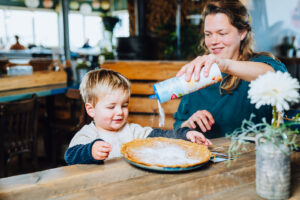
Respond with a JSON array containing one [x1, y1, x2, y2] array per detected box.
[[65, 69, 212, 165]]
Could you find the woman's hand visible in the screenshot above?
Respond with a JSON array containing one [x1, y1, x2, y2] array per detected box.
[[181, 110, 215, 132], [92, 141, 112, 160], [176, 54, 229, 81], [186, 130, 212, 146]]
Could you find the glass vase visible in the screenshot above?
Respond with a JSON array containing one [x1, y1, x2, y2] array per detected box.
[[256, 141, 291, 200]]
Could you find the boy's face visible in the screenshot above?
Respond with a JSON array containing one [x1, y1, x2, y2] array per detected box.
[[86, 89, 129, 132]]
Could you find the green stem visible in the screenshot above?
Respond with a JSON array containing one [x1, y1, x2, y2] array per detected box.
[[272, 106, 277, 128]]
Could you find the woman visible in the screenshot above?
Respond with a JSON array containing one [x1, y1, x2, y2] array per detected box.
[[173, 0, 287, 138]]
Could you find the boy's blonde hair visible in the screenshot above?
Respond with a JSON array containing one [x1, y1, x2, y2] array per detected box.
[[79, 69, 131, 106]]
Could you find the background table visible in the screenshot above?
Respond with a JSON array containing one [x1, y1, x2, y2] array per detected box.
[[0, 137, 299, 200], [0, 83, 70, 102]]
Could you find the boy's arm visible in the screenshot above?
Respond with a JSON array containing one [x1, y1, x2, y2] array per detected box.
[[147, 127, 191, 140], [64, 139, 104, 165]]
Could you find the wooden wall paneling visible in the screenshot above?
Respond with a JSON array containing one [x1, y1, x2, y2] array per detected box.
[[129, 97, 180, 114], [127, 114, 175, 129], [101, 61, 186, 80]]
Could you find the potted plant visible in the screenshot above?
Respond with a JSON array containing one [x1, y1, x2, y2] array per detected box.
[[154, 19, 204, 60], [102, 15, 119, 32], [101, 13, 119, 55], [228, 71, 300, 200], [75, 61, 90, 83]]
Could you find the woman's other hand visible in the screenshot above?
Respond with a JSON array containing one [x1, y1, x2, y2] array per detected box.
[[92, 141, 112, 160], [186, 130, 212, 146], [181, 110, 215, 132], [176, 54, 229, 81]]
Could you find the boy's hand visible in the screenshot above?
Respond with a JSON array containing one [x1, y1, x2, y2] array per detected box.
[[92, 141, 112, 160], [186, 131, 212, 146]]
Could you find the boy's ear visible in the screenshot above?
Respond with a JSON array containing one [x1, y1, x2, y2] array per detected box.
[[85, 103, 95, 118]]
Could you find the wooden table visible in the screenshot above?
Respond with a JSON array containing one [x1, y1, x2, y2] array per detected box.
[[0, 137, 299, 200], [0, 83, 70, 102]]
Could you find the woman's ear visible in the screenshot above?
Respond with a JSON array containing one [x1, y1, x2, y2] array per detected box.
[[85, 103, 95, 118], [240, 29, 248, 41]]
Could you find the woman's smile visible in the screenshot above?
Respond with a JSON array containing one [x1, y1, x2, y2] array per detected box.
[[211, 47, 223, 54]]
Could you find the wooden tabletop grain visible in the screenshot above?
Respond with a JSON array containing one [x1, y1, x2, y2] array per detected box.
[[0, 137, 299, 200]]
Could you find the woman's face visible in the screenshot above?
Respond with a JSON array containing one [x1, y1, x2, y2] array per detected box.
[[204, 13, 247, 60]]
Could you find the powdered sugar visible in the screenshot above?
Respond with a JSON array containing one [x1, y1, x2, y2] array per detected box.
[[134, 142, 202, 166], [157, 100, 165, 127]]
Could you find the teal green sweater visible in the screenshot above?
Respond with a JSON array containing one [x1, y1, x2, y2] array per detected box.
[[173, 55, 287, 138]]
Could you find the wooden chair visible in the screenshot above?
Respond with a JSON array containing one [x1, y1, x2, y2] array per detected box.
[[0, 59, 8, 75], [0, 94, 39, 177], [29, 58, 53, 71], [50, 89, 91, 165]]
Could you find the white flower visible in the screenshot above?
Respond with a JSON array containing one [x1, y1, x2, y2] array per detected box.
[[248, 71, 300, 112]]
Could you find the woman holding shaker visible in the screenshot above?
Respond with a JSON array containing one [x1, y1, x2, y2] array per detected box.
[[173, 0, 287, 138]]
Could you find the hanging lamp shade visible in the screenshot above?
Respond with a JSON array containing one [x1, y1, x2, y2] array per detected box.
[[69, 1, 80, 10], [80, 3, 92, 15], [101, 0, 110, 10], [25, 0, 39, 8], [43, 0, 53, 9], [102, 16, 119, 32], [92, 1, 101, 9]]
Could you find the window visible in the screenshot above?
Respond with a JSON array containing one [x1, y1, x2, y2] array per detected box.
[[113, 10, 129, 38], [69, 13, 84, 48], [68, 10, 129, 51], [0, 7, 59, 48], [5, 9, 33, 46], [0, 6, 129, 51], [111, 10, 129, 49], [0, 10, 5, 47], [84, 15, 102, 46], [34, 11, 58, 47], [69, 13, 102, 49]]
